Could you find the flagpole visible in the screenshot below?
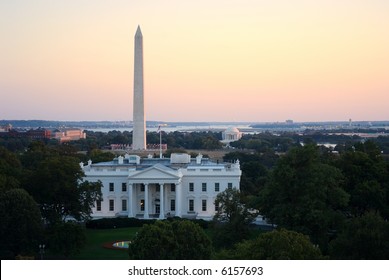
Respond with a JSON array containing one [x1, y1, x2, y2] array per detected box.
[[159, 126, 162, 159]]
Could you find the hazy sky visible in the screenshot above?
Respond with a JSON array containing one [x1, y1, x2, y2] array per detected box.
[[1, 0, 388, 122]]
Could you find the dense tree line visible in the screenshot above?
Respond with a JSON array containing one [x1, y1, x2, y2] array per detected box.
[[128, 219, 212, 260], [229, 131, 389, 156], [219, 140, 389, 259], [3, 128, 389, 154], [2, 130, 389, 259], [217, 228, 324, 260], [71, 130, 222, 151], [230, 132, 296, 152], [256, 142, 389, 259], [0, 143, 102, 259], [0, 134, 33, 152]]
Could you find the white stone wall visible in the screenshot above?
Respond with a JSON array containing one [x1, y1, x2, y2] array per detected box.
[[180, 168, 241, 219]]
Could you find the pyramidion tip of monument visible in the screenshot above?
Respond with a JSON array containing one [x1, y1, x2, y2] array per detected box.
[[135, 25, 142, 37]]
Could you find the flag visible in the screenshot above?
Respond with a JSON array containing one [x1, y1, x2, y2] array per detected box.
[[157, 125, 161, 133]]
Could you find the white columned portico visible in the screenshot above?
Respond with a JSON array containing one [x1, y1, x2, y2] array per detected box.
[[128, 183, 134, 218], [175, 182, 182, 217], [159, 183, 164, 219], [144, 183, 149, 219]]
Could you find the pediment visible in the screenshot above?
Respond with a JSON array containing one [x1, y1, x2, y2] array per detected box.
[[128, 164, 180, 181]]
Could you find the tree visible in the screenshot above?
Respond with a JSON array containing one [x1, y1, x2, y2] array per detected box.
[[20, 141, 53, 170], [218, 229, 323, 260], [74, 180, 104, 221], [23, 154, 102, 224], [202, 136, 222, 150], [335, 142, 389, 218], [0, 147, 22, 192], [170, 220, 212, 259], [0, 188, 43, 258], [128, 221, 176, 260], [212, 187, 255, 248], [223, 151, 278, 196], [329, 211, 389, 259], [214, 187, 253, 224], [128, 220, 212, 259], [46, 221, 86, 258], [258, 145, 349, 250], [88, 149, 115, 163]]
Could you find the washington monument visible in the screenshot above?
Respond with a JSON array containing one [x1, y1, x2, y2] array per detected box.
[[132, 25, 146, 150]]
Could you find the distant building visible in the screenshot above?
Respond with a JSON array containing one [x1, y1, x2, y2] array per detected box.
[[26, 128, 51, 140], [221, 127, 242, 144], [82, 153, 242, 220], [52, 128, 86, 143], [110, 143, 168, 152], [286, 119, 294, 124], [0, 124, 12, 132]]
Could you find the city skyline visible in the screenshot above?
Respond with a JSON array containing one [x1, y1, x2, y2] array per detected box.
[[1, 0, 389, 122]]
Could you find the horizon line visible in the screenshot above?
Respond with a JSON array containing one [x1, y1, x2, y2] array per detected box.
[[2, 119, 389, 124]]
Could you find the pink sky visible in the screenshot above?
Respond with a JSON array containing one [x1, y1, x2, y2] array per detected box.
[[1, 0, 388, 122]]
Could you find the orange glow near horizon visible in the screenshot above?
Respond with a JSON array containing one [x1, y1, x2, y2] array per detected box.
[[1, 0, 389, 122]]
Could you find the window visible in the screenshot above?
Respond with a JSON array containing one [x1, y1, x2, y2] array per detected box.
[[109, 199, 114, 211], [141, 184, 145, 192], [215, 202, 219, 212], [122, 199, 127, 211], [156, 185, 160, 192], [202, 200, 207, 211], [109, 183, 114, 192], [189, 183, 194, 192], [228, 183, 233, 189], [171, 199, 176, 211], [140, 199, 145, 211], [215, 183, 220, 192], [171, 184, 175, 192], [122, 183, 127, 192], [96, 200, 101, 211], [202, 183, 207, 192], [189, 199, 194, 212]]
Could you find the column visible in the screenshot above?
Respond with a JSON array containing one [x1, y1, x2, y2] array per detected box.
[[144, 183, 149, 219], [175, 182, 182, 217], [128, 183, 134, 218], [159, 183, 164, 219]]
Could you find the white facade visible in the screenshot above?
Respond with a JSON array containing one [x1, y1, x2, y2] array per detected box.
[[81, 153, 241, 220], [221, 127, 242, 144]]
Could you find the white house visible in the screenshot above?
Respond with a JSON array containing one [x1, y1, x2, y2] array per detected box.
[[81, 153, 241, 220]]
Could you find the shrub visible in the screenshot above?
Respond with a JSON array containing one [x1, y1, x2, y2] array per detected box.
[[85, 217, 154, 229]]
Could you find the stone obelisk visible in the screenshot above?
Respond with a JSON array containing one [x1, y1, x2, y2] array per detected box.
[[132, 25, 146, 150]]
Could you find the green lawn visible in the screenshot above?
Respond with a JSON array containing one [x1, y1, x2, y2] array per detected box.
[[73, 225, 265, 260], [75, 227, 139, 260]]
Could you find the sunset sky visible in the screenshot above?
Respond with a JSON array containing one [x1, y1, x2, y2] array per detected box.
[[1, 0, 388, 122]]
